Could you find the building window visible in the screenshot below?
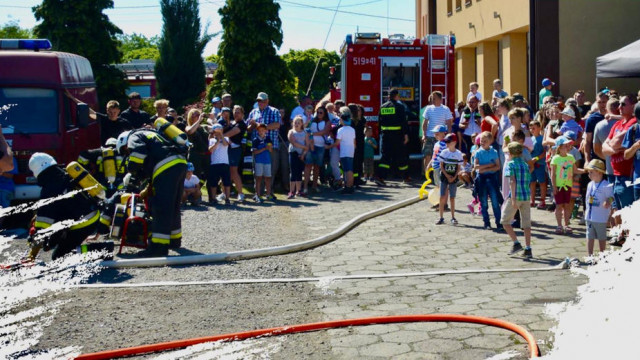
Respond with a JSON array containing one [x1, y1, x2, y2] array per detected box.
[[456, 0, 462, 12], [465, 0, 472, 7], [447, 0, 453, 16]]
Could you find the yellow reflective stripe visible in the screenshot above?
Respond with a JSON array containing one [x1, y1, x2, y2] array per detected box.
[[35, 221, 51, 229], [242, 170, 253, 175], [78, 156, 90, 165], [170, 232, 182, 239], [398, 165, 409, 170], [151, 237, 170, 245], [380, 126, 402, 131], [353, 173, 359, 177], [378, 163, 390, 168], [152, 156, 187, 180], [100, 215, 112, 226], [70, 211, 100, 230], [129, 156, 144, 164]]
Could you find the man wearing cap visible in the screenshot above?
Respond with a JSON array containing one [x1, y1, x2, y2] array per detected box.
[[247, 92, 283, 194], [421, 91, 453, 173], [539, 78, 555, 110], [121, 92, 152, 129], [222, 93, 233, 109], [373, 88, 410, 185], [211, 96, 223, 118]]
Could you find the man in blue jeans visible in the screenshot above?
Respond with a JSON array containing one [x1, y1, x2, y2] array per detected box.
[[474, 131, 504, 231], [622, 120, 640, 201]]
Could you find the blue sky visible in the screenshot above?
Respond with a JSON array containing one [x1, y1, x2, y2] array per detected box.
[[0, 0, 415, 57]]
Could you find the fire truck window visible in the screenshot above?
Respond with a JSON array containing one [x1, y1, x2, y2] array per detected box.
[[0, 88, 59, 134]]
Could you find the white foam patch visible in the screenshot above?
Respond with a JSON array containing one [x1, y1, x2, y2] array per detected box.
[[149, 337, 283, 360], [485, 350, 519, 360], [541, 201, 640, 359], [315, 277, 340, 296], [1, 248, 104, 359]]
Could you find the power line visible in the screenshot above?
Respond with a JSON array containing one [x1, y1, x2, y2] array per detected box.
[[277, 0, 414, 22]]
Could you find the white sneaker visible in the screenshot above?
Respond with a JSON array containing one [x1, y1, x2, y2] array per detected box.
[[237, 193, 245, 202], [216, 193, 226, 202]]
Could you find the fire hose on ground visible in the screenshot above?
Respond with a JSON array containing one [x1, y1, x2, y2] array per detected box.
[[74, 314, 541, 359]]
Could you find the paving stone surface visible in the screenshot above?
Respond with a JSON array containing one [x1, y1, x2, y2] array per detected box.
[[295, 181, 589, 359]]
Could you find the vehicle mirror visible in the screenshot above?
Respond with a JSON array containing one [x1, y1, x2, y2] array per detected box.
[[77, 103, 89, 128]]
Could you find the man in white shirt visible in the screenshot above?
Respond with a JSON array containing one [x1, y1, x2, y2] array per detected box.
[[421, 91, 453, 171]]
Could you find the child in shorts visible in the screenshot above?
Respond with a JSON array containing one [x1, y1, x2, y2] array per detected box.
[[427, 125, 448, 186], [503, 142, 533, 258], [208, 124, 231, 205], [436, 133, 463, 225], [252, 123, 274, 203], [583, 159, 613, 262], [550, 136, 577, 234], [529, 120, 547, 208], [363, 126, 377, 181], [183, 162, 202, 205]]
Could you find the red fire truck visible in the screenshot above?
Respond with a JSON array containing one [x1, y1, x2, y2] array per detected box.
[[330, 33, 455, 160], [0, 39, 100, 200]]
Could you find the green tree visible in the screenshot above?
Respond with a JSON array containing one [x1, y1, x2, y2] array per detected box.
[[155, 0, 212, 109], [282, 48, 340, 100], [0, 20, 33, 39], [118, 33, 160, 62], [209, 0, 296, 112], [32, 0, 128, 108]]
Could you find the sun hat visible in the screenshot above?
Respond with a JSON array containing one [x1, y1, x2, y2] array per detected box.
[[561, 106, 575, 118], [585, 159, 606, 174]]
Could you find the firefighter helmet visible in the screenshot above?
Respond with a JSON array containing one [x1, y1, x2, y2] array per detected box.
[[29, 152, 57, 178]]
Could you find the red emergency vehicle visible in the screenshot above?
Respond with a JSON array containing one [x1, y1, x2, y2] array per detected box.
[[331, 33, 455, 159], [0, 39, 100, 200]]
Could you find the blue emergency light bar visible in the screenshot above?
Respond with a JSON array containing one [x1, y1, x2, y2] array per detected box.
[[0, 39, 52, 50]]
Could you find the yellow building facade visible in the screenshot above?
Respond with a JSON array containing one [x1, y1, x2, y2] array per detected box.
[[416, 0, 640, 108]]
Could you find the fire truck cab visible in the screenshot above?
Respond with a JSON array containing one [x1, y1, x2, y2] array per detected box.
[[0, 39, 100, 200], [331, 33, 455, 161]]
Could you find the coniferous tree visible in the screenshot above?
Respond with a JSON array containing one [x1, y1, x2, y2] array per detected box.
[[208, 0, 296, 111], [33, 0, 128, 107], [155, 0, 212, 109]]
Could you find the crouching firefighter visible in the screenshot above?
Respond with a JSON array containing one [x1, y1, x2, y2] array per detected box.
[[77, 137, 127, 197], [27, 153, 102, 260], [374, 88, 410, 186], [117, 124, 187, 257]]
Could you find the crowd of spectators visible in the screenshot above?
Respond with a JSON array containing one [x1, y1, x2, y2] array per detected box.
[[421, 78, 640, 261]]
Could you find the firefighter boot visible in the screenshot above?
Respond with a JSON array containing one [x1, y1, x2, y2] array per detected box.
[[169, 238, 181, 250], [136, 241, 169, 257]]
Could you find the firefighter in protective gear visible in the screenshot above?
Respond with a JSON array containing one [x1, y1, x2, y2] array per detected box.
[[117, 129, 187, 257], [77, 137, 126, 194], [28, 153, 100, 260], [374, 89, 410, 186]]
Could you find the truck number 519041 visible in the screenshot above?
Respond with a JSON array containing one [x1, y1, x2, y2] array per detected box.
[[353, 57, 376, 66]]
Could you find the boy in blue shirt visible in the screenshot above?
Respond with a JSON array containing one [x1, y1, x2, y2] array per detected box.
[[474, 131, 503, 230], [252, 123, 274, 202], [529, 120, 547, 208]]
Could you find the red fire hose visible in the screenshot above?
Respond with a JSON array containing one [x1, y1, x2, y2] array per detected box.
[[75, 314, 541, 359]]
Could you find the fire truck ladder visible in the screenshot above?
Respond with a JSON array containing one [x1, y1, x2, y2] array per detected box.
[[427, 34, 450, 106]]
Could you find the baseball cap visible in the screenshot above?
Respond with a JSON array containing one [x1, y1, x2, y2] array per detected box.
[[513, 93, 525, 102], [256, 92, 269, 101], [211, 96, 221, 103], [221, 107, 231, 113], [585, 159, 606, 174], [444, 133, 458, 144], [187, 162, 195, 172], [542, 78, 555, 87], [222, 93, 232, 99], [435, 125, 448, 133], [553, 136, 571, 149], [561, 106, 575, 118]]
